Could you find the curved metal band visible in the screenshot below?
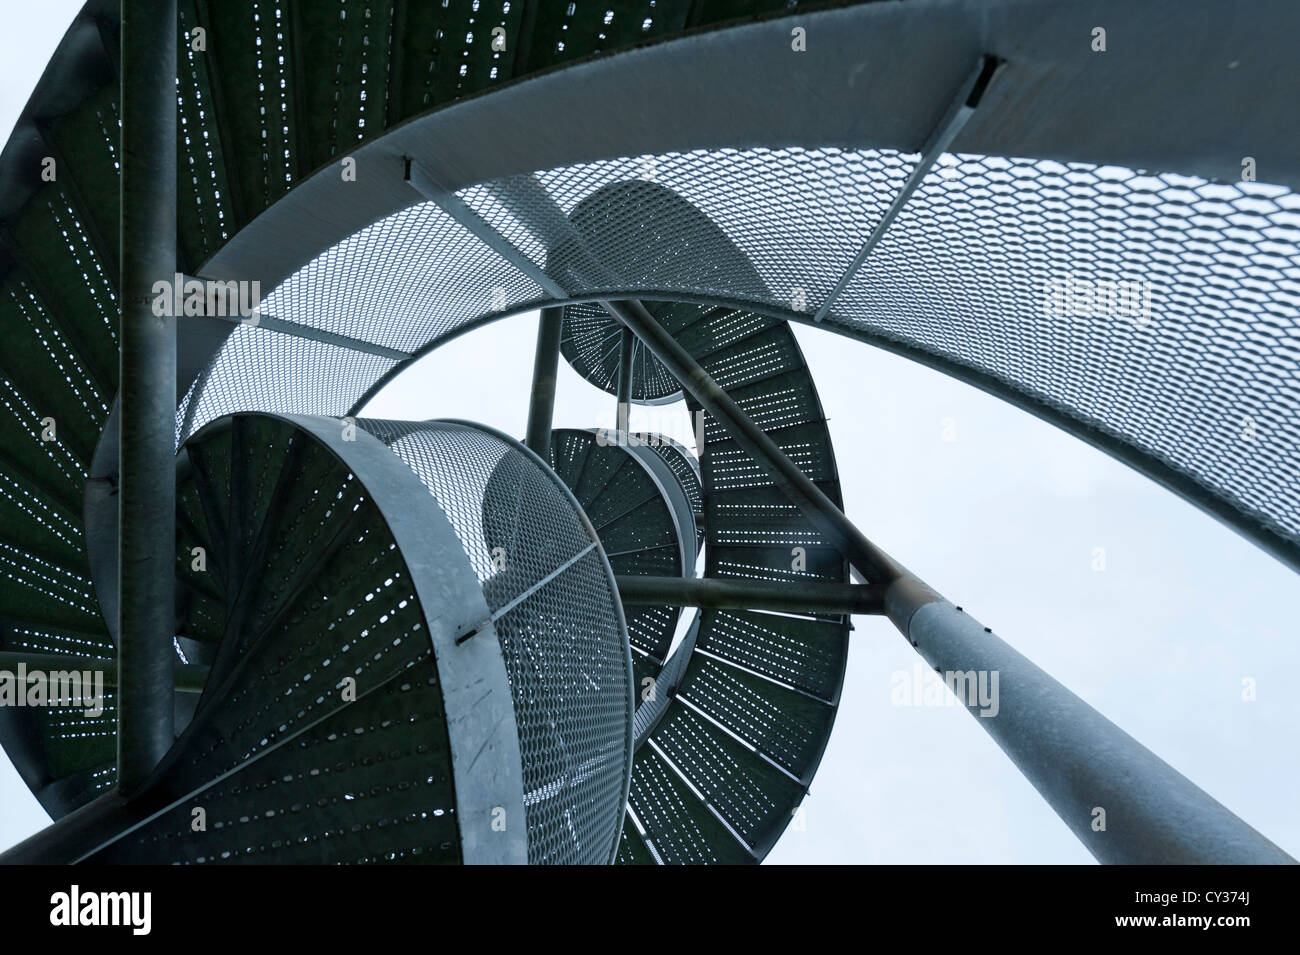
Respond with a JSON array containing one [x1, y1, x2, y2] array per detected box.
[[247, 414, 528, 865], [583, 428, 698, 584], [435, 418, 634, 865], [165, 0, 1297, 577], [75, 0, 1297, 581]]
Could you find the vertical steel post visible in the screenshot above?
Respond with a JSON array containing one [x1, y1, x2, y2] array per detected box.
[[616, 326, 634, 438], [524, 307, 563, 459], [117, 0, 178, 793]]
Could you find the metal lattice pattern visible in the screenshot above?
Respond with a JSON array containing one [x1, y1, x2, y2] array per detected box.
[[466, 148, 916, 304], [170, 140, 1300, 569], [179, 324, 399, 443], [471, 152, 1300, 561], [357, 419, 632, 865], [0, 0, 1295, 865], [260, 203, 548, 355], [834, 156, 1300, 542], [172, 174, 858, 863]]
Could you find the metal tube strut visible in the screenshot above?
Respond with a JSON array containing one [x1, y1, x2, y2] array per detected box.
[[524, 306, 564, 458], [117, 0, 178, 793], [905, 601, 1295, 864], [616, 326, 634, 434], [811, 54, 1000, 324], [617, 575, 882, 616]]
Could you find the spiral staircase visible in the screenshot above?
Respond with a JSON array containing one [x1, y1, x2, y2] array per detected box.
[[0, 0, 1296, 864]]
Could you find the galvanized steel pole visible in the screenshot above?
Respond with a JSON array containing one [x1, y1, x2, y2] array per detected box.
[[524, 307, 563, 458], [905, 600, 1295, 864], [117, 0, 178, 793], [616, 325, 634, 436]]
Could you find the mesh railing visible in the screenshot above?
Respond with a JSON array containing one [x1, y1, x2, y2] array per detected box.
[[180, 146, 1300, 566], [356, 419, 632, 865], [833, 155, 1300, 543], [560, 301, 682, 402]]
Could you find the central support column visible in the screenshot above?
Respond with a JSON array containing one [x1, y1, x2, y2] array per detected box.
[[906, 601, 1294, 863], [117, 0, 179, 793], [524, 306, 563, 458]]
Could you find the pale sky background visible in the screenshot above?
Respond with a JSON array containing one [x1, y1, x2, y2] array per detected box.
[[2, 2, 1297, 864]]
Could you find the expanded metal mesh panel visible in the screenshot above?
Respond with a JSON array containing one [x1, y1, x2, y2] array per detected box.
[[262, 202, 548, 354], [463, 147, 916, 307], [179, 324, 398, 443], [358, 421, 593, 598], [832, 156, 1300, 544], [466, 149, 1299, 559], [194, 144, 1300, 565], [491, 548, 632, 864], [356, 419, 632, 864]]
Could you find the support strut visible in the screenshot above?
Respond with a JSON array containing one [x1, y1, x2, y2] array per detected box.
[[117, 0, 179, 793], [616, 325, 634, 434], [524, 306, 564, 458], [617, 575, 881, 616]]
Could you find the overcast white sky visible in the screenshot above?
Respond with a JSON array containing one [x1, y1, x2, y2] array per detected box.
[[2, 2, 1296, 864]]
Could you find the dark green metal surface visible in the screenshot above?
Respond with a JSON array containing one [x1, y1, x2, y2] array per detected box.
[[0, 0, 840, 832], [547, 428, 691, 696]]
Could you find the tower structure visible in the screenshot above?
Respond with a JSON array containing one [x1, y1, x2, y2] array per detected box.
[[0, 0, 1296, 864]]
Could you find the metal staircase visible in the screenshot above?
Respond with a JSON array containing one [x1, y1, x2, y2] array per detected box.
[[0, 0, 1296, 865]]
